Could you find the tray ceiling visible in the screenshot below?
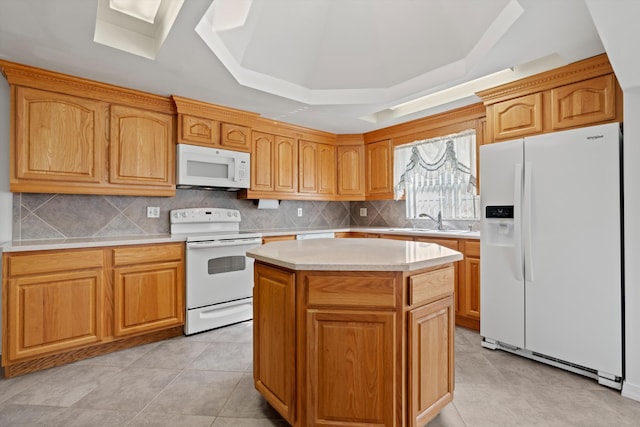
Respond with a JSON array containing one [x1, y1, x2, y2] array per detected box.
[[0, 0, 606, 133]]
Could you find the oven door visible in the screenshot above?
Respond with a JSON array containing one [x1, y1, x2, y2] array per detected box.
[[185, 237, 261, 309]]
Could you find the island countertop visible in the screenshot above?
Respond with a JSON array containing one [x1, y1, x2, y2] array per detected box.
[[247, 237, 463, 271]]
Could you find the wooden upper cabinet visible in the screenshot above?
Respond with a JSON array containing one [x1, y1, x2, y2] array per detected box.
[[13, 86, 108, 186], [275, 135, 297, 193], [178, 117, 250, 151], [221, 123, 251, 151], [173, 95, 254, 152], [250, 130, 296, 194], [179, 114, 219, 146], [365, 139, 394, 199], [492, 93, 543, 141], [4, 62, 176, 196], [251, 131, 275, 192], [336, 145, 364, 199], [298, 140, 335, 197], [478, 54, 622, 143], [550, 74, 616, 130], [298, 140, 317, 193], [317, 143, 335, 196], [109, 105, 174, 188]]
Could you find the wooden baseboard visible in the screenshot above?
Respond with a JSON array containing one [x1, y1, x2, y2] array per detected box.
[[2, 326, 183, 378], [455, 315, 479, 332]]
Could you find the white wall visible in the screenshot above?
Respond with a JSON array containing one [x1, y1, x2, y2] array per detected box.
[[621, 89, 640, 400], [0, 80, 12, 241], [585, 0, 640, 401], [0, 75, 12, 357]]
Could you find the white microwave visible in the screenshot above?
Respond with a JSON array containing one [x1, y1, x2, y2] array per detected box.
[[177, 144, 250, 189]]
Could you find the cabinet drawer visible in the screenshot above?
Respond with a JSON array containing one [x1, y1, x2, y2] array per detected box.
[[262, 235, 296, 244], [464, 240, 480, 257], [7, 249, 104, 276], [414, 237, 458, 251], [306, 273, 396, 308], [409, 266, 454, 306], [112, 243, 183, 266]]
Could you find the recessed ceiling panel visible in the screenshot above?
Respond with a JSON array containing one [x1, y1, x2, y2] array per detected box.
[[196, 0, 521, 104]]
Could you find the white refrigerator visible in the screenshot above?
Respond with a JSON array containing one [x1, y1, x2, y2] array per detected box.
[[480, 122, 623, 389]]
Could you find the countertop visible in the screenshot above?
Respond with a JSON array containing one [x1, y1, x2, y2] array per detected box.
[[1, 227, 479, 253], [247, 238, 463, 271]]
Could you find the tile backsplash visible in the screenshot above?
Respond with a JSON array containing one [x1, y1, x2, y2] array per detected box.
[[12, 191, 475, 241]]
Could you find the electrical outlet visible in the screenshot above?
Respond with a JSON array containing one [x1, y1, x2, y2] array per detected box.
[[297, 208, 303, 217], [360, 207, 367, 217], [147, 206, 160, 218]]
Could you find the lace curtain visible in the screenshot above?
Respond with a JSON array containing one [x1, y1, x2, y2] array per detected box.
[[394, 129, 479, 219]]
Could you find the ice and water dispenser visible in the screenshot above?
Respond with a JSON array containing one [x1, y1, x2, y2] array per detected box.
[[484, 205, 515, 246]]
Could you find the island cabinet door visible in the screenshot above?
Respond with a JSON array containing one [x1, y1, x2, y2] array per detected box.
[[408, 295, 455, 427], [306, 310, 395, 427], [253, 263, 296, 425]]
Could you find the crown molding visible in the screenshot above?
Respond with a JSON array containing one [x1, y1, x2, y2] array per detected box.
[[476, 53, 614, 105]]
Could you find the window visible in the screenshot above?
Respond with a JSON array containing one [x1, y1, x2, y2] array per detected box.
[[394, 129, 479, 220]]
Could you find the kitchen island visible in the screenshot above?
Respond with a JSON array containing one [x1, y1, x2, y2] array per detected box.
[[247, 238, 463, 427]]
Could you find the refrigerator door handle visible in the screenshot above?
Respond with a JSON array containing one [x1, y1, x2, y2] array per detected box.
[[524, 161, 534, 282], [514, 163, 524, 281]]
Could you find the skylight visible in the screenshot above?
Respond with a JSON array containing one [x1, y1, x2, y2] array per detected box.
[[94, 0, 184, 60], [109, 0, 162, 24]]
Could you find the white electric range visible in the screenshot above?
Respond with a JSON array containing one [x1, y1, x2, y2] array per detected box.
[[171, 207, 262, 335]]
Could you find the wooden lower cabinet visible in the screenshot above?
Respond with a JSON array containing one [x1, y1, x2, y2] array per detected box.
[[336, 233, 480, 331], [334, 231, 381, 238], [253, 262, 455, 426], [5, 249, 104, 363], [262, 235, 296, 245], [306, 309, 395, 427], [253, 264, 296, 424], [413, 236, 480, 331], [2, 242, 185, 377], [112, 244, 184, 337], [458, 240, 480, 330], [408, 296, 455, 426]]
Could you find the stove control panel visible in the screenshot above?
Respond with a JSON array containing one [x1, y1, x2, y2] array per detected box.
[[170, 208, 241, 224]]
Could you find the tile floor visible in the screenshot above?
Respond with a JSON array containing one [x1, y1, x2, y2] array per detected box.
[[0, 323, 639, 426]]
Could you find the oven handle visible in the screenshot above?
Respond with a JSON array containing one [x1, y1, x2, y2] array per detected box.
[[186, 238, 262, 249]]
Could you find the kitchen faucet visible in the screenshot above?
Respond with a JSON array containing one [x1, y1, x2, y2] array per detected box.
[[418, 211, 443, 230]]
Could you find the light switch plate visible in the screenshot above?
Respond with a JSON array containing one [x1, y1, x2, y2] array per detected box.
[[360, 208, 367, 217], [297, 208, 303, 217]]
